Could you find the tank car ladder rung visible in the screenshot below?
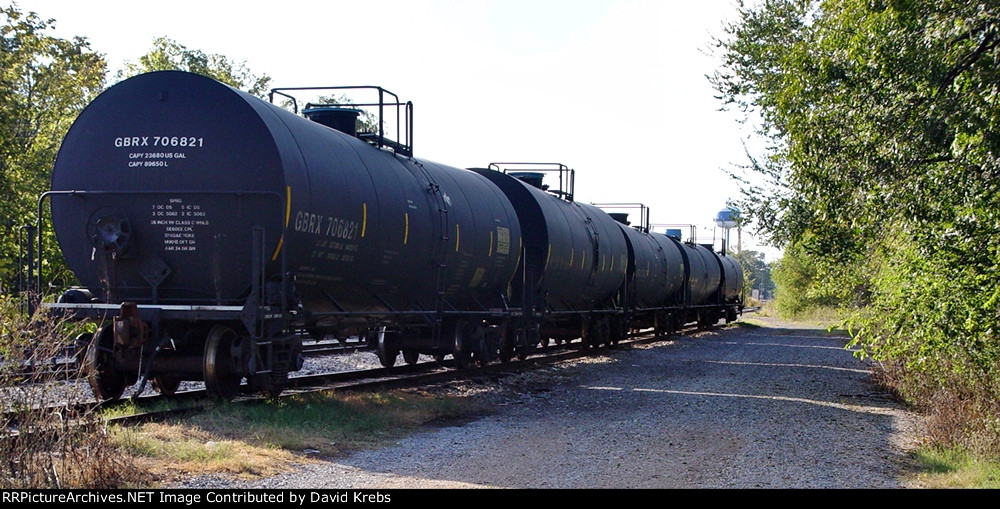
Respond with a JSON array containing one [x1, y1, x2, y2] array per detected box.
[[253, 339, 274, 374]]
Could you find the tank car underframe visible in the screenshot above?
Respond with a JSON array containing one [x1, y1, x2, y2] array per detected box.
[[524, 307, 627, 350], [628, 306, 684, 336], [362, 314, 513, 369], [48, 300, 302, 401], [680, 303, 741, 329], [35, 195, 302, 400], [300, 290, 519, 368]]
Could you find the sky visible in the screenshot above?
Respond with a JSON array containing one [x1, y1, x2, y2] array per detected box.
[[11, 0, 781, 261]]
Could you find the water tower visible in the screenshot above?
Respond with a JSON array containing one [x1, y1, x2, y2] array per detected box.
[[714, 207, 741, 255]]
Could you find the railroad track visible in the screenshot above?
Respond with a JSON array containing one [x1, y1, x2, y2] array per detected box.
[[2, 337, 368, 383], [4, 321, 724, 434]]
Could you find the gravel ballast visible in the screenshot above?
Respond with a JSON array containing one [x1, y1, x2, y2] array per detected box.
[[175, 316, 922, 489]]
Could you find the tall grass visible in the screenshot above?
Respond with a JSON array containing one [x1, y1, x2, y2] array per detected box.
[[0, 295, 139, 488], [913, 447, 1000, 488]]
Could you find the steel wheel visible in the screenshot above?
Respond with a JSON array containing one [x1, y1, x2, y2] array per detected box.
[[260, 368, 289, 399], [515, 327, 535, 361], [472, 345, 490, 367], [402, 350, 420, 365], [471, 325, 492, 367], [73, 332, 93, 365], [151, 376, 181, 396], [580, 319, 593, 349], [376, 327, 398, 368], [452, 321, 471, 369], [596, 318, 611, 347], [84, 325, 126, 402], [499, 327, 514, 363], [203, 325, 244, 400], [609, 318, 626, 346]]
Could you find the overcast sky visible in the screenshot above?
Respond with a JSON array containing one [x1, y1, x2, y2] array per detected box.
[[12, 0, 780, 260]]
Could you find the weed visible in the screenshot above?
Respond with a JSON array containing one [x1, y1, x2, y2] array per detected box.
[[0, 295, 141, 488]]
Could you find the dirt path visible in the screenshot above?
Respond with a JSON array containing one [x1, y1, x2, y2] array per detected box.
[[178, 316, 923, 488]]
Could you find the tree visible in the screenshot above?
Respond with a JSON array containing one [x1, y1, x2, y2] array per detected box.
[[731, 249, 775, 301], [0, 4, 106, 293], [714, 0, 1000, 255], [117, 37, 270, 97], [712, 0, 1000, 451]]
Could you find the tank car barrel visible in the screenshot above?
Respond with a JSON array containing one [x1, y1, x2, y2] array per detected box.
[[41, 70, 743, 401]]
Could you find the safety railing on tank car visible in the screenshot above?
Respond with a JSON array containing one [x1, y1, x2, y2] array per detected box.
[[488, 162, 575, 202], [269, 85, 413, 157], [593, 203, 651, 234], [29, 190, 289, 320], [651, 223, 698, 245]]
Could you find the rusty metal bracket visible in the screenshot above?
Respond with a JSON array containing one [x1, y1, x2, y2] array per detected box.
[[114, 302, 149, 349]]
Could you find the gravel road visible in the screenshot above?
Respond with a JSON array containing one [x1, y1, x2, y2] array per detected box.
[[176, 316, 923, 489]]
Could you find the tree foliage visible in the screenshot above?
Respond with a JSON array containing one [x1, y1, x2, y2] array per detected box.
[[713, 0, 1000, 452], [312, 94, 382, 135], [0, 9, 275, 296], [731, 249, 775, 301], [117, 36, 271, 97], [0, 4, 106, 293]]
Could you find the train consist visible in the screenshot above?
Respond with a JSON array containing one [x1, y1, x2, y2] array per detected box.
[[38, 71, 743, 401]]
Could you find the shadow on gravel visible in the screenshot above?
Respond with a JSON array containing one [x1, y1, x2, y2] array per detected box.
[[277, 323, 919, 488]]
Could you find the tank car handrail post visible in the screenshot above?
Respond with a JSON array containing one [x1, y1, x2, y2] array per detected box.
[[558, 165, 564, 198], [269, 89, 300, 113], [15, 225, 22, 295], [32, 191, 57, 315], [564, 164, 575, 202], [378, 88, 385, 150], [407, 101, 413, 155], [24, 224, 35, 315], [392, 88, 400, 146]]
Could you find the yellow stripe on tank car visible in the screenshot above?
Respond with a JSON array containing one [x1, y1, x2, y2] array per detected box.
[[546, 244, 552, 269], [568, 249, 574, 268], [488, 230, 493, 257], [270, 185, 293, 261], [285, 186, 292, 225], [455, 223, 461, 252], [580, 249, 585, 270], [271, 238, 284, 261], [361, 203, 367, 238], [404, 213, 409, 245]]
